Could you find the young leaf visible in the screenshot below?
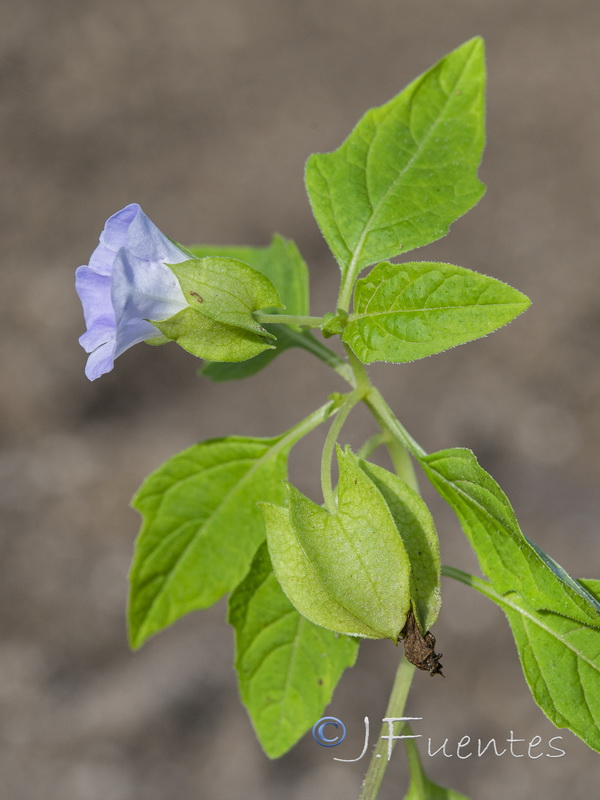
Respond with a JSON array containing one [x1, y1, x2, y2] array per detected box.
[[457, 571, 600, 754], [228, 542, 359, 758], [189, 236, 311, 379], [357, 458, 441, 632], [305, 37, 485, 298], [421, 448, 600, 627], [129, 435, 292, 649], [262, 447, 412, 641], [404, 775, 470, 800], [187, 235, 310, 316], [343, 261, 530, 364]]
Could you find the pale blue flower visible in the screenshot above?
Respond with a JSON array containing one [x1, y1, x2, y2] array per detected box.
[[76, 204, 189, 380]]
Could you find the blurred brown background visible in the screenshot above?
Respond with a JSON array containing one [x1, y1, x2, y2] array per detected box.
[[1, 1, 599, 797]]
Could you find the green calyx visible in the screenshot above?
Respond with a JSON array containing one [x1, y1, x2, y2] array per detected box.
[[261, 446, 442, 643], [157, 256, 283, 362]]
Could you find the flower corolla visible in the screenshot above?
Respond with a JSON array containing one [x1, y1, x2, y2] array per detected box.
[[76, 204, 188, 380]]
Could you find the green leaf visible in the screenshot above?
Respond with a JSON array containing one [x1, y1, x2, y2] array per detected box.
[[357, 459, 441, 632], [170, 256, 282, 334], [228, 542, 359, 758], [404, 776, 470, 800], [401, 721, 471, 798], [421, 448, 600, 628], [502, 592, 600, 753], [129, 435, 293, 649], [187, 234, 310, 316], [188, 236, 310, 378], [455, 570, 600, 753], [404, 763, 470, 799], [305, 37, 485, 300], [156, 308, 276, 362], [343, 261, 530, 364], [261, 447, 412, 641]]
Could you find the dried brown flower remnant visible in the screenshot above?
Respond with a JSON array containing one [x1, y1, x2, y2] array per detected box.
[[401, 609, 444, 677]]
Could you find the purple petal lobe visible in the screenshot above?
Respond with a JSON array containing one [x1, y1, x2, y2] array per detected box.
[[79, 320, 115, 354], [84, 341, 116, 381], [88, 241, 120, 276], [99, 204, 141, 253], [75, 266, 114, 330], [127, 208, 189, 265], [114, 319, 161, 360]]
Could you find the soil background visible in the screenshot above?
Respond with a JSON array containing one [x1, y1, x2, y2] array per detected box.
[[1, 1, 599, 798]]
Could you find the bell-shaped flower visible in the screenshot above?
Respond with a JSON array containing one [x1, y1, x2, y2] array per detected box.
[[75, 204, 189, 380]]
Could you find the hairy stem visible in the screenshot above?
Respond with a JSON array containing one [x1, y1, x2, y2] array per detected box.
[[283, 328, 355, 385], [386, 437, 420, 493], [320, 388, 364, 510], [365, 387, 427, 459], [357, 432, 389, 460], [358, 657, 416, 800], [344, 343, 372, 391], [280, 397, 341, 450]]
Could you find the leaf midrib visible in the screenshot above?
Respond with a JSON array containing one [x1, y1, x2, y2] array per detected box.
[[350, 300, 526, 322], [497, 592, 600, 672]]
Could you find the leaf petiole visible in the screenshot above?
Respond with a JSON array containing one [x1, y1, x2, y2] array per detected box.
[[253, 312, 325, 328], [442, 564, 492, 594], [281, 327, 355, 385]]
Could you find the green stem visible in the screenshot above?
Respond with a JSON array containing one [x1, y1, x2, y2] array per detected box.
[[357, 432, 389, 460], [254, 312, 324, 328], [442, 564, 507, 607], [358, 658, 416, 800], [281, 397, 340, 450], [365, 387, 427, 459], [319, 345, 374, 509], [337, 280, 354, 315], [386, 437, 420, 494], [285, 328, 355, 385], [320, 388, 364, 510], [337, 245, 366, 313], [345, 344, 422, 493], [344, 343, 371, 391]]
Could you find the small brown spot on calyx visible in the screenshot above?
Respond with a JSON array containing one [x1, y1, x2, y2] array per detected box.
[[401, 609, 444, 677], [189, 291, 203, 303]]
